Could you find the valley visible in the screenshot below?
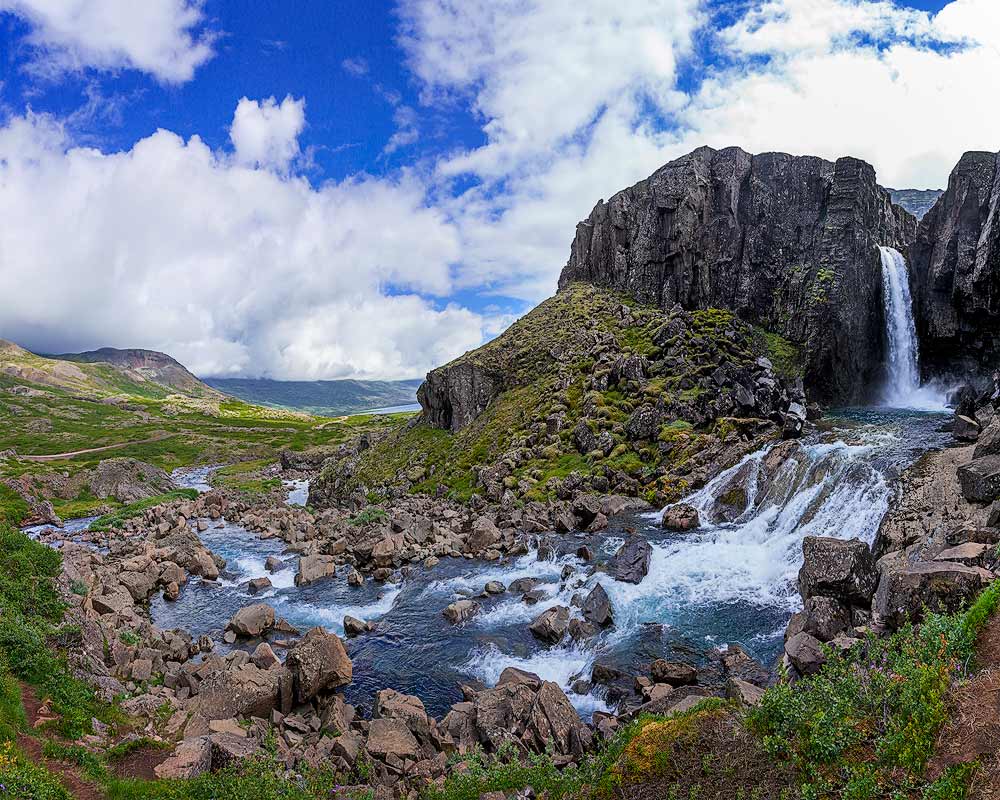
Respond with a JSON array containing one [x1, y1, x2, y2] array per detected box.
[[2, 144, 1000, 800]]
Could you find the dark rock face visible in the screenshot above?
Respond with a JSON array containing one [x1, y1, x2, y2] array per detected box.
[[798, 536, 878, 605], [909, 151, 1000, 379], [557, 146, 914, 403], [417, 361, 502, 432]]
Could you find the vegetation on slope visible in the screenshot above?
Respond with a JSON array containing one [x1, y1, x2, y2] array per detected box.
[[318, 284, 802, 507]]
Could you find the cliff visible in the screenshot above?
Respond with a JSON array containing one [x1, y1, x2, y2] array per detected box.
[[908, 150, 1000, 380], [557, 146, 915, 403]]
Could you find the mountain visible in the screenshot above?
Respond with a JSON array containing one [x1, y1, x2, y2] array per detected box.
[[888, 188, 944, 220], [203, 377, 422, 416], [557, 145, 914, 403], [0, 340, 218, 400], [908, 150, 1000, 380], [52, 346, 219, 398]]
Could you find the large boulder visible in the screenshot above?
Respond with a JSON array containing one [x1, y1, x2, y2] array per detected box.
[[650, 660, 697, 687], [529, 606, 570, 644], [154, 736, 212, 779], [873, 561, 985, 629], [798, 536, 877, 604], [91, 458, 175, 503], [365, 718, 420, 762], [580, 584, 614, 627], [295, 554, 338, 587], [784, 632, 826, 676], [195, 664, 291, 720], [612, 538, 653, 584], [226, 603, 275, 638], [661, 504, 700, 532], [285, 627, 353, 703], [958, 456, 1000, 504]]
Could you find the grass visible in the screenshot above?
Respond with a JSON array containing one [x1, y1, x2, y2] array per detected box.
[[90, 489, 200, 532], [0, 483, 31, 525]]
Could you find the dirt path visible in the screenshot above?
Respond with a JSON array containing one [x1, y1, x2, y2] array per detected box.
[[20, 433, 174, 462], [16, 683, 105, 800], [928, 614, 1000, 797]]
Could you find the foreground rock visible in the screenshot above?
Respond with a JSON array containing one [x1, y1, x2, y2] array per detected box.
[[285, 627, 353, 703]]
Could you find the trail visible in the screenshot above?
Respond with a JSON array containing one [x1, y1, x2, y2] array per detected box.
[[15, 682, 105, 800], [20, 433, 174, 462], [928, 614, 1000, 798]]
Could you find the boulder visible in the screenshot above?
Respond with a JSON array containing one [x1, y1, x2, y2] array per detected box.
[[196, 664, 291, 720], [650, 660, 697, 687], [285, 627, 352, 703], [443, 599, 479, 624], [625, 405, 661, 441], [612, 538, 652, 584], [209, 733, 261, 770], [958, 456, 1000, 504], [154, 736, 212, 779], [661, 503, 700, 532], [295, 554, 338, 587], [799, 596, 851, 642], [873, 561, 985, 629], [725, 678, 765, 707], [468, 516, 501, 552], [529, 606, 570, 644], [954, 414, 981, 443], [226, 603, 275, 638], [247, 577, 272, 595], [580, 584, 614, 627], [974, 420, 1000, 459], [784, 632, 826, 676], [798, 536, 877, 604], [343, 616, 370, 637], [365, 718, 420, 761]]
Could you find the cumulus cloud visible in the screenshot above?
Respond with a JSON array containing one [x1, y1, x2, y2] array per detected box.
[[230, 95, 306, 171], [0, 0, 215, 83], [0, 108, 493, 380], [397, 0, 1000, 306]]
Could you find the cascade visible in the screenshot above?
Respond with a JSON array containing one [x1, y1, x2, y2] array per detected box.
[[878, 246, 943, 409]]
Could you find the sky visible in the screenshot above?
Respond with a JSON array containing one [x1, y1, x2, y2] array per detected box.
[[0, 0, 996, 381]]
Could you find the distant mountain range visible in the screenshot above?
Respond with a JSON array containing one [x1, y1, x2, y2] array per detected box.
[[202, 377, 422, 416], [888, 188, 944, 220]]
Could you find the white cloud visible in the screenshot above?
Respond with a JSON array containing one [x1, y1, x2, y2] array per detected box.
[[0, 0, 215, 83], [230, 95, 306, 171], [0, 108, 496, 380], [395, 0, 1000, 309]]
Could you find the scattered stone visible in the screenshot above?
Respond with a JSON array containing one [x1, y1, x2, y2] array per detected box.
[[661, 503, 700, 532], [443, 599, 479, 624], [529, 606, 570, 644]]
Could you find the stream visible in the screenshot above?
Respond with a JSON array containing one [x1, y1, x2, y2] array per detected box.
[[22, 247, 957, 720]]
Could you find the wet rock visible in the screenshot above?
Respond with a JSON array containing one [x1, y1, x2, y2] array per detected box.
[[873, 561, 985, 629], [484, 581, 506, 595], [265, 556, 283, 573], [226, 603, 275, 638], [784, 632, 826, 676], [580, 584, 614, 627], [650, 660, 697, 687], [529, 606, 570, 644], [958, 456, 1000, 504], [343, 616, 371, 637], [569, 619, 598, 641], [285, 627, 352, 703], [443, 599, 479, 624], [782, 403, 807, 439], [247, 577, 271, 595], [661, 503, 700, 532], [295, 554, 338, 587], [954, 414, 981, 443], [798, 536, 878, 604], [612, 538, 652, 584], [250, 642, 280, 670]]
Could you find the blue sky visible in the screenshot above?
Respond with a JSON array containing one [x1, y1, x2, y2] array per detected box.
[[0, 0, 994, 380]]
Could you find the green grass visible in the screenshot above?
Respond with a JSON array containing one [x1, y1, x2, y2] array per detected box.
[[0, 740, 73, 800], [0, 483, 30, 525], [89, 489, 200, 532]]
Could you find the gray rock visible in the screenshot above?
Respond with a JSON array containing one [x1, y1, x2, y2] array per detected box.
[[785, 632, 826, 676], [226, 603, 275, 638], [958, 456, 1000, 503], [612, 538, 652, 584], [285, 627, 352, 703], [798, 536, 877, 604], [661, 503, 700, 532], [580, 584, 614, 627], [873, 561, 985, 629], [650, 660, 697, 687], [443, 599, 479, 624]]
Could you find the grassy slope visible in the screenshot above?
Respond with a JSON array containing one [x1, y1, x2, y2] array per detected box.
[[0, 370, 411, 523], [325, 284, 800, 506]]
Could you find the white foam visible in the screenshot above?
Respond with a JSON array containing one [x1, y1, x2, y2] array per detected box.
[[274, 586, 403, 635]]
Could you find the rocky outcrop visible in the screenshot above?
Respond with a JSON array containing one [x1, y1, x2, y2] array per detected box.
[[909, 151, 1000, 379], [91, 458, 176, 503], [417, 360, 503, 432], [557, 146, 914, 403]]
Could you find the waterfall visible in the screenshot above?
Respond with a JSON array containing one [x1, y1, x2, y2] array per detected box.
[[878, 246, 945, 410], [879, 246, 921, 406]]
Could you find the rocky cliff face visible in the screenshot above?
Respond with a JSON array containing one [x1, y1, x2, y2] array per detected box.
[[557, 146, 915, 403], [908, 151, 1000, 380]]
